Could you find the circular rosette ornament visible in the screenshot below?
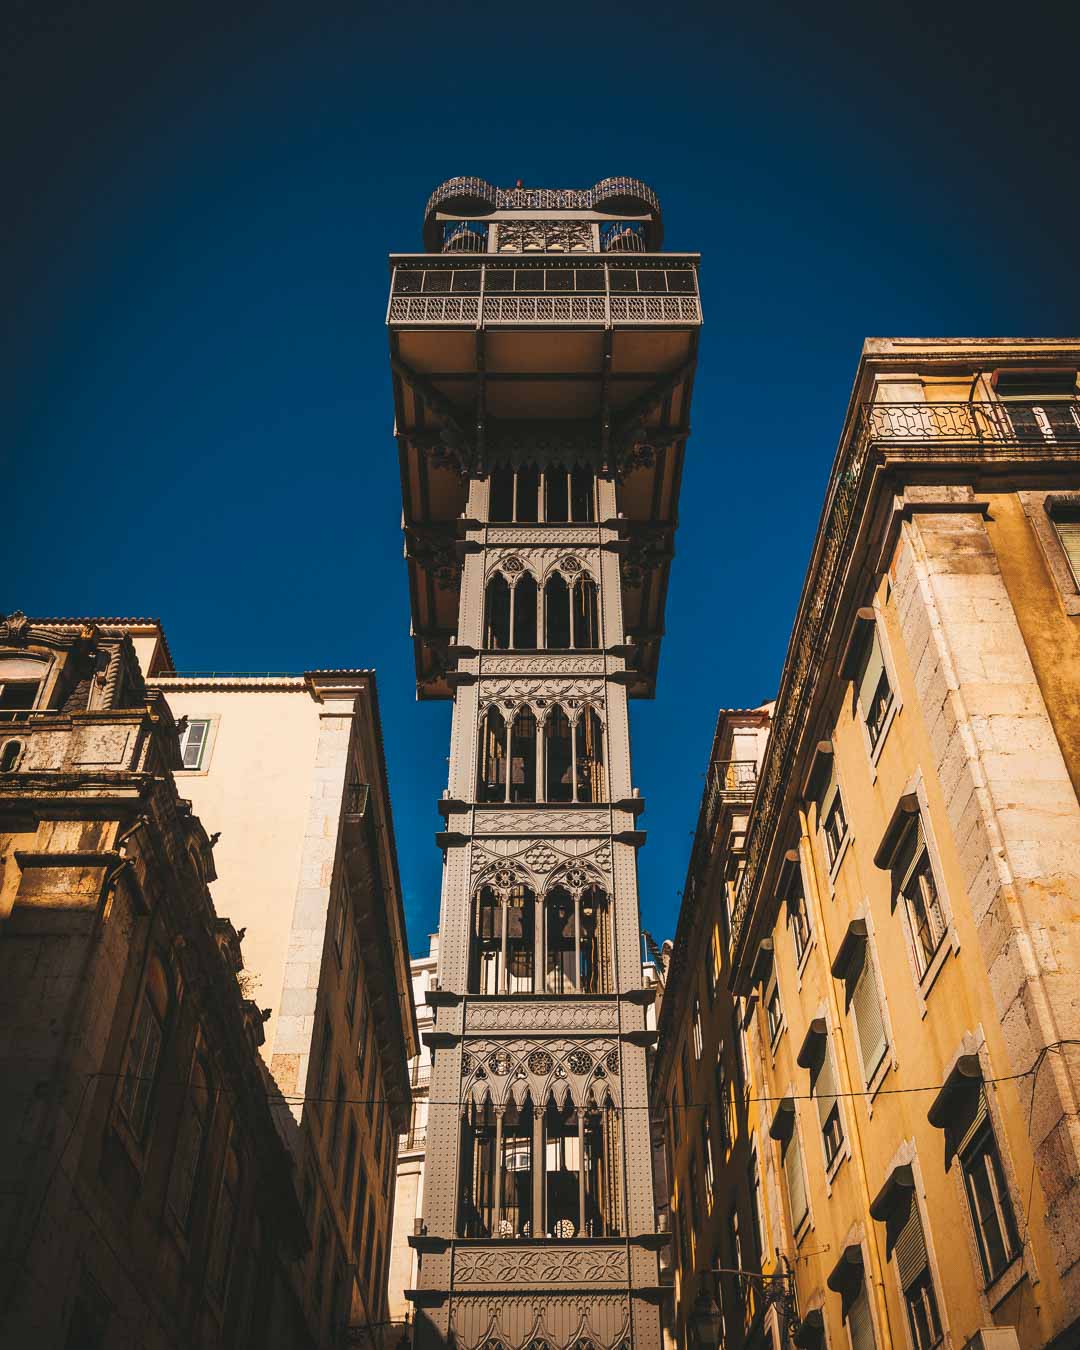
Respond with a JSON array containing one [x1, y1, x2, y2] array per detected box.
[[567, 1049, 594, 1076], [460, 1052, 474, 1075], [605, 1048, 620, 1074], [487, 1049, 513, 1076], [527, 1050, 554, 1076]]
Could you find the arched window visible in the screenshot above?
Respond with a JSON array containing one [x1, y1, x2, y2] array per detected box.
[[490, 468, 514, 522], [545, 1098, 581, 1236], [506, 886, 535, 992], [484, 575, 511, 650], [544, 706, 573, 802], [582, 1095, 621, 1236], [470, 884, 536, 994], [477, 707, 507, 802], [572, 576, 599, 649], [0, 740, 21, 772], [544, 574, 571, 649], [545, 884, 611, 993], [578, 885, 612, 993], [575, 707, 605, 803], [459, 1096, 535, 1238], [545, 887, 576, 992], [571, 466, 595, 522], [207, 1138, 241, 1298], [509, 706, 537, 803], [512, 574, 538, 649], [0, 654, 48, 717], [470, 887, 502, 994]]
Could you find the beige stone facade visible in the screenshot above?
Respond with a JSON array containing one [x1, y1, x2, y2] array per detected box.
[[656, 341, 1080, 1349], [149, 665, 418, 1343], [0, 616, 315, 1350]]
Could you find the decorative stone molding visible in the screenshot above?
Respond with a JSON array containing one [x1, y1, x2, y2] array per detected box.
[[454, 1245, 628, 1286], [481, 656, 607, 676], [447, 1292, 632, 1350], [478, 677, 605, 704], [470, 838, 613, 890], [460, 1036, 621, 1111], [465, 1001, 619, 1033], [474, 809, 610, 836], [486, 529, 598, 548], [485, 547, 601, 581]]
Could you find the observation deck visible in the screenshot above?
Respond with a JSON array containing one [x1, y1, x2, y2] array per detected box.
[[387, 178, 701, 699]]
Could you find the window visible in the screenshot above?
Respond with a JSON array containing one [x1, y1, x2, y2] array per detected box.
[[715, 1045, 731, 1151], [490, 464, 596, 523], [471, 884, 537, 994], [352, 1160, 368, 1253], [0, 655, 46, 717], [509, 706, 537, 803], [330, 1072, 346, 1170], [168, 1054, 212, 1228], [543, 884, 611, 993], [692, 998, 703, 1060], [345, 945, 360, 1024], [356, 995, 369, 1080], [207, 1138, 240, 1300], [833, 923, 888, 1086], [315, 1221, 330, 1310], [810, 1038, 844, 1168], [708, 924, 722, 1001], [513, 573, 538, 649], [670, 1087, 681, 1151], [852, 620, 894, 750], [771, 1102, 808, 1234], [748, 1147, 765, 1263], [332, 887, 347, 961], [891, 1201, 942, 1349], [845, 1282, 875, 1350], [766, 976, 784, 1046], [178, 718, 210, 769], [484, 574, 511, 649], [118, 957, 169, 1142], [315, 1020, 332, 1109], [786, 870, 811, 965], [477, 706, 508, 801], [1048, 497, 1080, 587], [702, 1115, 715, 1210], [958, 1095, 1020, 1282], [822, 774, 849, 868], [893, 815, 947, 977]]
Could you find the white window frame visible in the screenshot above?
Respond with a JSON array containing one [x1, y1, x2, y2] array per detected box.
[[177, 717, 213, 771], [1019, 489, 1080, 615], [835, 919, 892, 1101]]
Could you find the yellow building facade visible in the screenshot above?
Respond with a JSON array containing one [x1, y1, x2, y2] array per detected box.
[[724, 341, 1080, 1349]]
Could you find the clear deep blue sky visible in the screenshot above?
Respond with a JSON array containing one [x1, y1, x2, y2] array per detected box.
[[5, 0, 1079, 956]]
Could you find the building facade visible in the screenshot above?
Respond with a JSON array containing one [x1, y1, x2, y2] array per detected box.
[[652, 708, 787, 1349], [722, 343, 1080, 1349], [0, 615, 314, 1350], [148, 661, 418, 1345], [387, 176, 702, 1348]]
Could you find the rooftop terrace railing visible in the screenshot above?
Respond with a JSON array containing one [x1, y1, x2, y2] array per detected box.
[[730, 397, 1080, 958]]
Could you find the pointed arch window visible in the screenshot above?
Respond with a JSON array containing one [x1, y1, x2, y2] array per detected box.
[[477, 707, 507, 802], [544, 573, 571, 649], [575, 707, 605, 803], [484, 575, 511, 650], [571, 466, 596, 522], [469, 885, 536, 994], [573, 575, 600, 648], [545, 884, 611, 994], [544, 705, 573, 802], [512, 573, 538, 649], [509, 706, 537, 803], [459, 1097, 535, 1238], [516, 466, 539, 522]]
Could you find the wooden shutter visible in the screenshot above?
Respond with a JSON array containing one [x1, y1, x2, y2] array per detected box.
[[954, 1085, 990, 1161], [893, 1197, 930, 1292], [783, 1131, 808, 1229], [852, 956, 887, 1081], [1055, 519, 1080, 585], [846, 1284, 876, 1350], [857, 629, 886, 715]]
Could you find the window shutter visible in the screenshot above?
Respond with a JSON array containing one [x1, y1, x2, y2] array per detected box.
[[857, 630, 886, 716], [1055, 519, 1080, 584], [852, 958, 887, 1081], [954, 1085, 990, 1160], [846, 1284, 876, 1350], [894, 816, 925, 894], [783, 1132, 808, 1229], [893, 1198, 930, 1292], [813, 1048, 838, 1130]]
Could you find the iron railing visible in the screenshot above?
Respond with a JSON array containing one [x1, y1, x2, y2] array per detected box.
[[424, 176, 660, 220], [398, 1124, 427, 1152], [730, 397, 1080, 957], [388, 257, 700, 328]]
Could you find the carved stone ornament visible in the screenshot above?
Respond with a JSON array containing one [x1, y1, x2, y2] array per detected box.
[[474, 809, 611, 837], [496, 219, 594, 254], [448, 1291, 632, 1350], [454, 1245, 628, 1286], [605, 1048, 620, 1074], [527, 1050, 554, 1075], [461, 1052, 475, 1074], [567, 1049, 594, 1076], [466, 1001, 618, 1033], [486, 527, 597, 548], [488, 1050, 513, 1076], [481, 655, 607, 677], [1, 610, 30, 642]]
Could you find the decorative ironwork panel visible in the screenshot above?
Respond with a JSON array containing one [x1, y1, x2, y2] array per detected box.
[[454, 1245, 629, 1286], [465, 1000, 619, 1033], [388, 295, 480, 323]]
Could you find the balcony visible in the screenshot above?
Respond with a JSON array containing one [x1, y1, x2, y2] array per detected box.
[[399, 1123, 427, 1153], [387, 256, 701, 329], [858, 399, 1080, 451]]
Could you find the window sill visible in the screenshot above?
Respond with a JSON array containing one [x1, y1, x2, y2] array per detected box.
[[986, 1253, 1028, 1309]]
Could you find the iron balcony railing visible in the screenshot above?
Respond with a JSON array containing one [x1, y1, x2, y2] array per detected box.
[[730, 396, 1080, 956], [409, 1061, 431, 1090], [387, 256, 700, 328], [399, 1124, 427, 1152], [700, 759, 758, 851]]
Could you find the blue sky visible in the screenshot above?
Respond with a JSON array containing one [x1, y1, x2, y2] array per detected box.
[[6, 0, 1079, 955]]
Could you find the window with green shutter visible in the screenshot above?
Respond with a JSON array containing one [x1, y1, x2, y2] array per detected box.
[[178, 718, 210, 769], [856, 627, 893, 749], [833, 922, 888, 1085]]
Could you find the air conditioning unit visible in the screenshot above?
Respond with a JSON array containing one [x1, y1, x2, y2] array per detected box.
[[964, 1330, 1020, 1350]]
